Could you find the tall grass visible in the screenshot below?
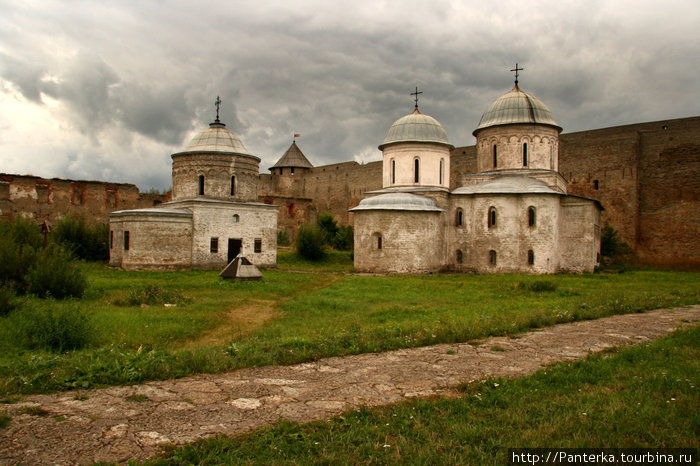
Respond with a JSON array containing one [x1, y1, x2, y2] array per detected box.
[[0, 265, 697, 395]]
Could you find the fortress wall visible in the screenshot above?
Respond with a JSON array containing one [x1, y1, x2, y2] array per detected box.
[[0, 173, 167, 224], [636, 119, 700, 266]]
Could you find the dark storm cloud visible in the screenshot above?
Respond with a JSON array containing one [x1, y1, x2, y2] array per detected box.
[[0, 0, 698, 190]]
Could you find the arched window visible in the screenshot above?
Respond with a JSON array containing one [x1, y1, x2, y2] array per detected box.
[[528, 249, 535, 265], [493, 144, 498, 168], [291, 167, 295, 175], [439, 158, 444, 185], [232, 214, 239, 223], [414, 158, 420, 183], [198, 175, 204, 195], [456, 208, 463, 227], [372, 233, 382, 250], [528, 206, 536, 227], [489, 249, 497, 265], [230, 175, 236, 196], [488, 207, 497, 228], [523, 143, 528, 166], [391, 159, 396, 184], [456, 249, 463, 264]]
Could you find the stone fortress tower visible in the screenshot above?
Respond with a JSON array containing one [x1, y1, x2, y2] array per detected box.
[[352, 71, 602, 274], [109, 98, 278, 270]]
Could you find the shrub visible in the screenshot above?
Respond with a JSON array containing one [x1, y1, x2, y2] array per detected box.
[[296, 224, 326, 261], [52, 215, 109, 261], [518, 280, 558, 292], [17, 304, 92, 352], [26, 246, 87, 299], [0, 234, 36, 289], [0, 216, 43, 250], [317, 213, 339, 246], [277, 230, 291, 246], [601, 223, 632, 261], [123, 285, 190, 306], [0, 286, 16, 317], [332, 225, 354, 251]]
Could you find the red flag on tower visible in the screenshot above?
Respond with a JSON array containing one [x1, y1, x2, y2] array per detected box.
[[294, 133, 300, 138]]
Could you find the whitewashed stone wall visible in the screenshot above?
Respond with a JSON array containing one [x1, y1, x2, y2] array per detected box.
[[558, 197, 602, 272], [354, 210, 445, 274], [109, 212, 193, 270], [382, 142, 451, 189], [475, 125, 560, 173], [171, 153, 260, 202], [169, 199, 278, 269]]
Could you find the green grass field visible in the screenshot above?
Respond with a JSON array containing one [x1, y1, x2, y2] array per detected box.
[[0, 252, 697, 395], [146, 326, 699, 465]]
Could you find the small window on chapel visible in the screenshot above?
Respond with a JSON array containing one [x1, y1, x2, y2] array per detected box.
[[488, 207, 497, 228], [124, 231, 130, 251], [489, 249, 497, 265], [493, 144, 498, 168], [456, 208, 464, 227], [254, 238, 262, 253], [528, 249, 535, 265], [414, 158, 420, 183], [232, 214, 239, 223], [528, 206, 536, 227], [230, 176, 236, 196], [523, 143, 528, 166], [456, 249, 463, 264], [594, 180, 599, 190], [198, 175, 205, 195], [391, 159, 396, 184], [439, 158, 444, 185], [210, 237, 219, 253], [109, 231, 114, 249], [373, 233, 383, 250]]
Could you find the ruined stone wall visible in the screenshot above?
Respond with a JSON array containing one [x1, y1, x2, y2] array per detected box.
[[0, 173, 167, 224]]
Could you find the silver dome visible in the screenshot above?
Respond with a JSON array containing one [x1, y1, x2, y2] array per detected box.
[[379, 109, 452, 150], [180, 122, 253, 156], [452, 176, 559, 195], [473, 86, 560, 135]]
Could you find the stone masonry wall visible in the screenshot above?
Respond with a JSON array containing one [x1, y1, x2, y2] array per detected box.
[[0, 173, 167, 224]]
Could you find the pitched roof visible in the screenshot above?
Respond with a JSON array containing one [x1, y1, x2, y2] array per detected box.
[[271, 141, 313, 169]]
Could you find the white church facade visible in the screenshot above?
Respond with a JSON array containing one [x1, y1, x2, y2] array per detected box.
[[351, 80, 602, 274], [109, 107, 278, 270]]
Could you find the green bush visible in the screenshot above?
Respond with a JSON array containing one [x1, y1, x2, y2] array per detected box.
[[0, 216, 43, 250], [601, 223, 632, 261], [0, 234, 36, 289], [122, 285, 190, 306], [26, 246, 87, 299], [277, 230, 291, 246], [16, 304, 92, 352], [317, 213, 339, 245], [518, 280, 558, 292], [52, 215, 109, 261], [296, 224, 326, 261], [0, 286, 16, 317], [332, 225, 354, 251]]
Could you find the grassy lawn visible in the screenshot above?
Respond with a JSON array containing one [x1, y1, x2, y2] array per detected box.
[[147, 326, 700, 465], [0, 256, 697, 395]]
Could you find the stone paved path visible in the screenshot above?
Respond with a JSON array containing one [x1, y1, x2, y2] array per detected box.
[[1, 305, 698, 465]]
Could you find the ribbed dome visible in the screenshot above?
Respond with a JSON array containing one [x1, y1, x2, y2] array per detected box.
[[181, 122, 253, 156], [350, 192, 443, 212], [379, 109, 451, 150], [473, 86, 561, 135]]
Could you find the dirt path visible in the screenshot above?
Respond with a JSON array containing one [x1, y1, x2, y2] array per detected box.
[[1, 305, 698, 465]]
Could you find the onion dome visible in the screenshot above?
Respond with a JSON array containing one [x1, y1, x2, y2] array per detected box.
[[452, 176, 559, 195], [349, 192, 443, 212], [175, 121, 256, 158], [379, 109, 452, 150], [271, 141, 313, 170], [473, 85, 561, 135]]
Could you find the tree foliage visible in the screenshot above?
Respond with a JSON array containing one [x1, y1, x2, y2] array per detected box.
[[296, 224, 326, 261]]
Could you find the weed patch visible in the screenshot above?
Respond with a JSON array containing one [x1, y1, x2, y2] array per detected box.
[[13, 304, 92, 352], [119, 285, 191, 306]]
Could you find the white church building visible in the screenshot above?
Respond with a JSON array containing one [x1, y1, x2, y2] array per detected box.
[[351, 78, 602, 274], [109, 103, 278, 270]]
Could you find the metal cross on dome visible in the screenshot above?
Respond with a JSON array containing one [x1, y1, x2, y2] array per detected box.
[[214, 96, 222, 122], [410, 86, 423, 110], [511, 63, 524, 86]]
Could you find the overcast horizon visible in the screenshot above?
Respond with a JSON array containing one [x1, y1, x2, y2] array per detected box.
[[1, 0, 698, 191]]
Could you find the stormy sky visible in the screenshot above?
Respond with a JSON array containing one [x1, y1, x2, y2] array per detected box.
[[1, 0, 698, 191]]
